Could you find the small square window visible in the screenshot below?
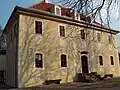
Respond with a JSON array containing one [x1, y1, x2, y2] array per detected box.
[[60, 26, 65, 37], [35, 21, 42, 34], [61, 54, 67, 67], [35, 53, 43, 68]]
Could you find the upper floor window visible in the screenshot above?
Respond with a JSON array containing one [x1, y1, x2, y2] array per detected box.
[[81, 29, 85, 39], [14, 24, 17, 38], [110, 56, 114, 65], [35, 53, 43, 68], [61, 54, 67, 67], [60, 26, 65, 37], [97, 33, 101, 42], [108, 35, 112, 43], [10, 30, 12, 42], [99, 56, 103, 66], [35, 21, 42, 34]]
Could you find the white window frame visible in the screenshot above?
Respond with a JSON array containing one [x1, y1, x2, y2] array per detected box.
[[58, 24, 66, 37], [55, 5, 61, 16], [34, 20, 43, 34], [34, 52, 44, 69], [60, 53, 68, 69], [110, 55, 114, 65]]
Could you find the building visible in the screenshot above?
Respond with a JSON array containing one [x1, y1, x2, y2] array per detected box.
[[3, 0, 120, 88]]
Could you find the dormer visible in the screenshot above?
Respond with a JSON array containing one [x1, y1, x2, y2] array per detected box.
[[54, 5, 61, 16], [43, 0, 48, 3], [74, 11, 80, 21]]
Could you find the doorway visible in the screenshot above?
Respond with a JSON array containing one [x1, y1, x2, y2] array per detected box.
[[81, 56, 88, 73]]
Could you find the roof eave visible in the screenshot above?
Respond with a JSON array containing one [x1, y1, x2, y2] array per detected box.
[[3, 6, 119, 34]]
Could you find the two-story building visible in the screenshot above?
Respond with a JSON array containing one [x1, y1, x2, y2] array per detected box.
[[3, 0, 120, 88]]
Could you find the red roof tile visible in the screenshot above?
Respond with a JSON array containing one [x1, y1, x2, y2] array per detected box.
[[29, 1, 54, 12]]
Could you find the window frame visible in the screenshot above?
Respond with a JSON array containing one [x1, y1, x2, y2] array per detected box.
[[55, 5, 61, 16], [108, 35, 112, 44], [10, 29, 13, 42], [81, 29, 85, 40], [58, 24, 66, 37], [59, 25, 65, 37], [99, 56, 103, 66], [110, 56, 114, 65], [35, 21, 42, 34], [97, 33, 101, 42], [35, 53, 43, 68], [61, 54, 67, 67]]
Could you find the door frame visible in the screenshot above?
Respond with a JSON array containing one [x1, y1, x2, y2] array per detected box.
[[80, 55, 89, 73]]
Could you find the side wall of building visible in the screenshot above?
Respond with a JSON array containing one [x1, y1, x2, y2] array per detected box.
[[6, 19, 18, 87]]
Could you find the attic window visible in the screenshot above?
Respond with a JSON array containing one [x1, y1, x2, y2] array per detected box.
[[56, 8, 60, 15], [55, 6, 61, 16]]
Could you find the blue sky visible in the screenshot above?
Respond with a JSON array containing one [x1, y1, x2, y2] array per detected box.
[[0, 0, 41, 28], [0, 0, 120, 30], [0, 0, 120, 50]]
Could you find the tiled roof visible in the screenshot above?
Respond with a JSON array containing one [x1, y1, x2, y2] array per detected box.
[[29, 1, 54, 13]]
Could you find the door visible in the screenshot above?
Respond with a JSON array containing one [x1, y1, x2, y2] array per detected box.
[[81, 56, 88, 73]]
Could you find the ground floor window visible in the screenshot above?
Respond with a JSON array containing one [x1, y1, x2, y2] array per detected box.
[[99, 56, 103, 66], [61, 54, 67, 67], [35, 53, 43, 68]]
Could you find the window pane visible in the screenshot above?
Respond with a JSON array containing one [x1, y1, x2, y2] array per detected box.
[[56, 8, 60, 15], [110, 56, 114, 65], [97, 33, 101, 41], [35, 53, 43, 68], [14, 24, 17, 37], [81, 30, 85, 39], [99, 56, 103, 65], [108, 35, 112, 43], [60, 26, 65, 37], [35, 21, 42, 34], [61, 54, 67, 67]]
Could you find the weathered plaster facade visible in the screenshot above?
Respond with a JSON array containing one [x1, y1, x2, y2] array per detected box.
[[4, 2, 120, 88]]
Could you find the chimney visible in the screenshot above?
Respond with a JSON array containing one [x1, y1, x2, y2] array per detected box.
[[43, 0, 48, 3]]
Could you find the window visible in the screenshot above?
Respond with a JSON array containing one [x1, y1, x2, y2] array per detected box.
[[10, 30, 12, 42], [60, 26, 65, 37], [35, 53, 43, 68], [110, 56, 114, 65], [97, 33, 101, 41], [14, 24, 17, 37], [99, 56, 103, 66], [56, 7, 60, 15], [81, 29, 85, 39], [35, 21, 42, 34], [108, 35, 112, 43], [61, 54, 67, 67]]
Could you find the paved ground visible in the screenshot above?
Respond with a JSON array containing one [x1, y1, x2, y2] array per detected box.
[[2, 78, 120, 90]]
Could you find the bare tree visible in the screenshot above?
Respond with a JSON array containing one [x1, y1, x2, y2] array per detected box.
[[0, 25, 6, 49], [54, 0, 120, 27]]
